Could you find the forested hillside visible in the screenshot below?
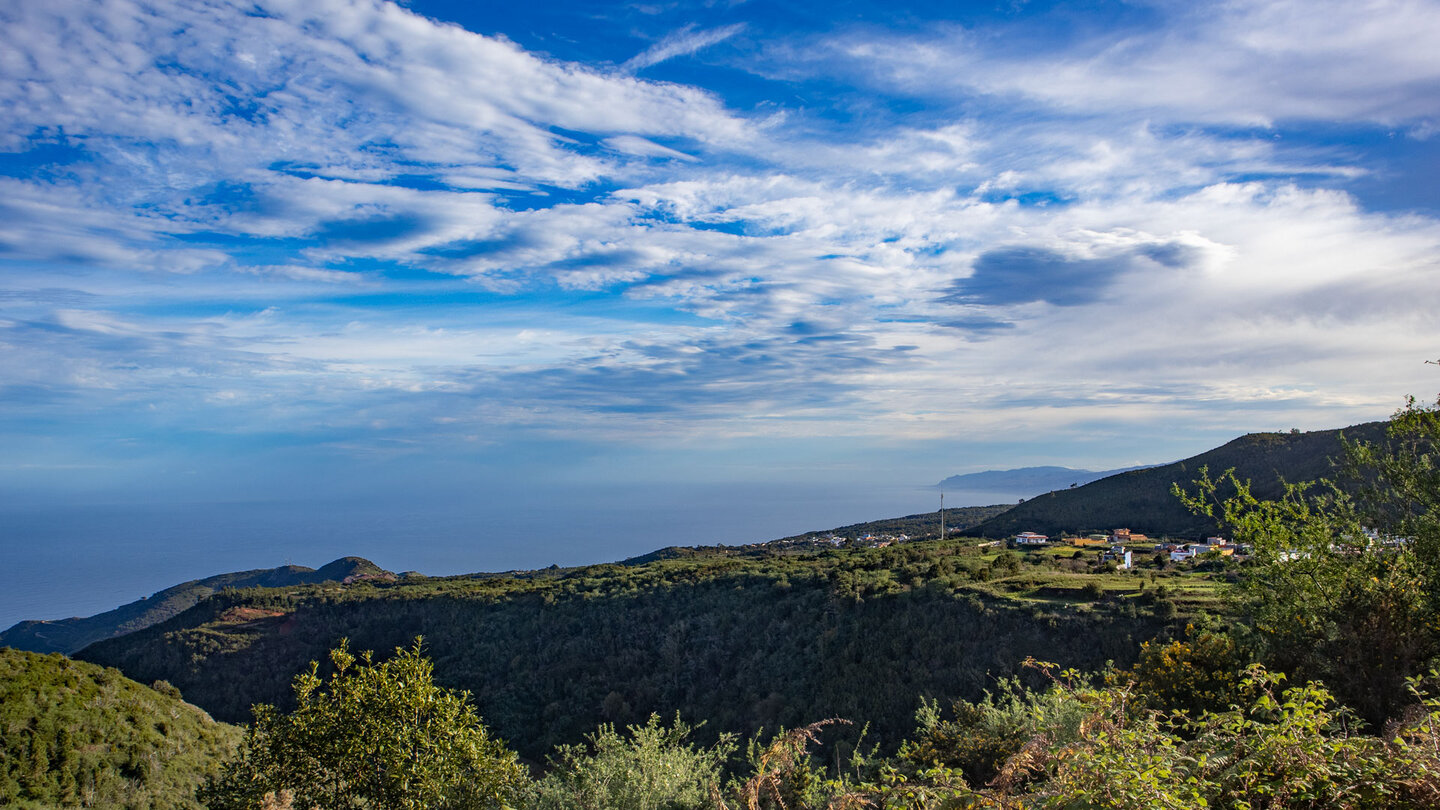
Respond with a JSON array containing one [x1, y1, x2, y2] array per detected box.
[[77, 540, 1180, 761], [0, 647, 240, 808], [974, 421, 1387, 539], [0, 557, 392, 655]]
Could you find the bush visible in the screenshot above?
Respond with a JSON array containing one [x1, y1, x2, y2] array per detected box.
[[1030, 665, 1398, 809], [1118, 625, 1248, 717], [897, 679, 1090, 788], [528, 713, 734, 810], [201, 639, 526, 810]]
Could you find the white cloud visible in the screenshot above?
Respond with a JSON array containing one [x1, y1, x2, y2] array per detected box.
[[624, 23, 747, 72], [0, 0, 752, 224], [603, 135, 699, 162], [819, 0, 1440, 128]]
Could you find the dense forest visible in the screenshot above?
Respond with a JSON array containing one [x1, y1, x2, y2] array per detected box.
[[77, 539, 1182, 761]]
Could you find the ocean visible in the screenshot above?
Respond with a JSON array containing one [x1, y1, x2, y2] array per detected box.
[[1, 482, 1021, 629]]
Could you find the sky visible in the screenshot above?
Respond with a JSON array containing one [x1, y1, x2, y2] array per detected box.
[[2, 0, 1439, 513]]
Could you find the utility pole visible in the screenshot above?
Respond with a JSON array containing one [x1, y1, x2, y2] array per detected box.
[[940, 491, 945, 540]]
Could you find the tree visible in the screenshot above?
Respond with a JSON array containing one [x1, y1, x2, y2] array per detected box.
[[200, 639, 527, 810], [1343, 394, 1440, 579], [1174, 394, 1440, 725]]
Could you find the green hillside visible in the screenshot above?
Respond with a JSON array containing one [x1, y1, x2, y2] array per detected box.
[[972, 421, 1387, 539], [1, 557, 392, 655], [0, 647, 241, 808], [76, 540, 1184, 762]]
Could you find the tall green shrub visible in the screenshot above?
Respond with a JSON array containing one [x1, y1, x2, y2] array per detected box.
[[201, 639, 526, 810], [528, 713, 734, 810]]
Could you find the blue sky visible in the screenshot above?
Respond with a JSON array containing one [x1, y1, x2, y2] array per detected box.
[[2, 0, 1439, 508]]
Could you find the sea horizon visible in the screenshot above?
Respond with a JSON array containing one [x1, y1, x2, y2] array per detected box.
[[1, 482, 1024, 630]]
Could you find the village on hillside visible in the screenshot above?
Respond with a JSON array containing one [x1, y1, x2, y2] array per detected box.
[[758, 524, 1247, 567], [1009, 528, 1244, 568]]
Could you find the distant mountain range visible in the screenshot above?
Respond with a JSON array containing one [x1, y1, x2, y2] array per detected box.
[[0, 556, 391, 655], [0, 419, 1390, 659], [937, 465, 1153, 497]]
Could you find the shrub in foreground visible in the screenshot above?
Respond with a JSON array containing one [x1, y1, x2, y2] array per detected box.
[[200, 639, 526, 810]]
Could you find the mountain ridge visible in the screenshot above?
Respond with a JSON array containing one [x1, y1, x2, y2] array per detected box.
[[0, 556, 392, 655], [970, 422, 1388, 539]]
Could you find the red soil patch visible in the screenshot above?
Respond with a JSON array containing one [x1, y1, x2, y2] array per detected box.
[[218, 606, 286, 623]]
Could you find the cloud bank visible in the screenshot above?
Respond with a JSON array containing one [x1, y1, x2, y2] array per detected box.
[[1, 0, 1438, 498]]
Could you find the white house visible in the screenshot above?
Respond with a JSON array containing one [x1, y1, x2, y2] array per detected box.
[[1015, 532, 1049, 545], [1099, 547, 1133, 569]]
